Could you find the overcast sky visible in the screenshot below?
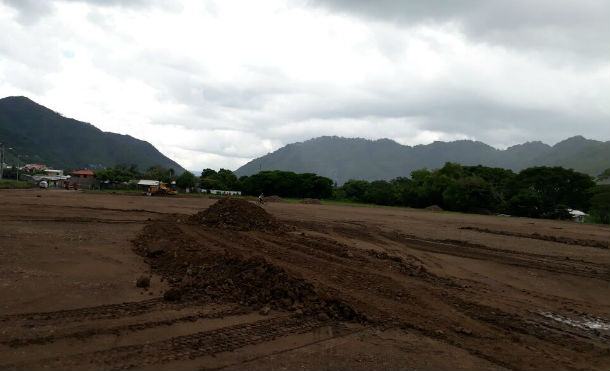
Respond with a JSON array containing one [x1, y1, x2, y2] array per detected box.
[[1, 0, 608, 171]]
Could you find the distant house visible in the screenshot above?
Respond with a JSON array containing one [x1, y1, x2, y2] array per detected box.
[[25, 174, 70, 188], [137, 179, 162, 190], [23, 164, 47, 171], [568, 209, 588, 223], [69, 170, 95, 188], [45, 169, 64, 177]]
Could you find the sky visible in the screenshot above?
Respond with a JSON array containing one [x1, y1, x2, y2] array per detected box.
[[0, 0, 608, 171]]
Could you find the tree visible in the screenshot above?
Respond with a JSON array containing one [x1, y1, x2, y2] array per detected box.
[[588, 185, 610, 224], [597, 168, 610, 182], [342, 180, 370, 202], [176, 171, 196, 189], [144, 165, 172, 183], [443, 176, 500, 213], [509, 167, 595, 217], [363, 180, 397, 205], [201, 168, 217, 178], [240, 170, 333, 199], [507, 189, 543, 218]]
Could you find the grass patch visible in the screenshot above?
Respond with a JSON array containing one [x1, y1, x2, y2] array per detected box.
[[0, 179, 34, 189]]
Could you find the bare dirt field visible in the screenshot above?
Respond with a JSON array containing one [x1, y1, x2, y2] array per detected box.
[[0, 189, 608, 370]]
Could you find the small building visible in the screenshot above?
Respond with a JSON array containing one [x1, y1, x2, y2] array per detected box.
[[568, 209, 588, 223], [23, 164, 47, 172], [137, 179, 162, 190], [69, 170, 96, 189], [26, 174, 71, 188], [45, 169, 64, 177]]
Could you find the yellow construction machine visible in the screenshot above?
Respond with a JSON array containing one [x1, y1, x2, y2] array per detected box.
[[145, 181, 178, 196]]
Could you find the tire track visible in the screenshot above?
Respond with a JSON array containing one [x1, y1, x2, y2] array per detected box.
[[0, 298, 208, 325], [2, 306, 246, 348], [2, 316, 350, 370], [379, 230, 609, 279]]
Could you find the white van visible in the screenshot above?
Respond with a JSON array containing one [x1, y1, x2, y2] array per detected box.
[[39, 180, 48, 189]]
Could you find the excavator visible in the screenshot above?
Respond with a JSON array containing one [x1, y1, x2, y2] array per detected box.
[[145, 181, 178, 196]]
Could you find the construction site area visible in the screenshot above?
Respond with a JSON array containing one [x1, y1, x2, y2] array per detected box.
[[0, 189, 608, 370]]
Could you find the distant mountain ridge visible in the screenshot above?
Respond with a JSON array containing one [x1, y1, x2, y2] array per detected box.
[[235, 135, 610, 184], [0, 96, 185, 172]]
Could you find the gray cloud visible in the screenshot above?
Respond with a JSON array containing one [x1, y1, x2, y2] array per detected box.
[[311, 0, 610, 61], [0, 0, 607, 171], [1, 0, 174, 24]]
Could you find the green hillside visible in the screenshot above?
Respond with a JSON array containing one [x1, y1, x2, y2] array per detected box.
[[235, 136, 610, 184], [0, 96, 185, 172]]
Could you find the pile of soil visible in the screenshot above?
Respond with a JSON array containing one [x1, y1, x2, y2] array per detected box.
[[264, 195, 286, 203], [300, 198, 321, 204], [183, 254, 357, 318], [425, 205, 443, 211], [188, 198, 283, 231], [132, 220, 359, 320]]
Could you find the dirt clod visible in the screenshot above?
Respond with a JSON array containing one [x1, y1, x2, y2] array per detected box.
[[259, 306, 271, 316], [136, 275, 150, 288], [163, 288, 182, 301]]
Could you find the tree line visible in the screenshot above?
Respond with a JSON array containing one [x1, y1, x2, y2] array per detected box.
[[94, 163, 609, 224], [337, 163, 609, 224]]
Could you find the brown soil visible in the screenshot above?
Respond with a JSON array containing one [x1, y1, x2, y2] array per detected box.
[[0, 190, 609, 371], [188, 198, 283, 231], [264, 195, 286, 203], [460, 225, 609, 249], [300, 198, 322, 204]]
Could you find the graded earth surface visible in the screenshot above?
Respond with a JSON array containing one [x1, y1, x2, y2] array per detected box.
[[0, 189, 608, 370]]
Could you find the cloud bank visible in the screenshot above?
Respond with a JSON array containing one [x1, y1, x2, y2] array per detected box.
[[0, 0, 608, 171]]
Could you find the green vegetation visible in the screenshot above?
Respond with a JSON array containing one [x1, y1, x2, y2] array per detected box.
[[587, 185, 610, 224], [176, 171, 197, 189], [90, 161, 606, 224], [334, 163, 605, 223], [235, 136, 610, 184], [201, 168, 239, 190], [0, 96, 184, 171], [240, 170, 333, 199], [0, 179, 33, 189]]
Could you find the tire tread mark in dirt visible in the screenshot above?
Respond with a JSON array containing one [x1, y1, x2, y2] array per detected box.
[[379, 231, 609, 279], [0, 298, 208, 324], [0, 216, 145, 224], [2, 316, 350, 370], [1, 306, 246, 348], [12, 203, 173, 215], [448, 296, 610, 351], [459, 226, 609, 249]]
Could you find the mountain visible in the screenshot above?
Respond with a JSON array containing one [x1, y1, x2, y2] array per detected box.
[[235, 136, 610, 184], [0, 96, 185, 172]]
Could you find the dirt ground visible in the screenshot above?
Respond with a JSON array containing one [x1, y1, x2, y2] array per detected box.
[[0, 189, 608, 370]]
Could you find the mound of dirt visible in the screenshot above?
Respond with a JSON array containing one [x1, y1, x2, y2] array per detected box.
[[188, 198, 283, 231], [133, 220, 359, 320], [264, 195, 286, 203], [185, 254, 357, 319], [300, 198, 321, 204], [425, 205, 443, 211]]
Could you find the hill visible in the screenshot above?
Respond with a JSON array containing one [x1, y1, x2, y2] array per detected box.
[[0, 96, 185, 172], [235, 136, 610, 184]]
